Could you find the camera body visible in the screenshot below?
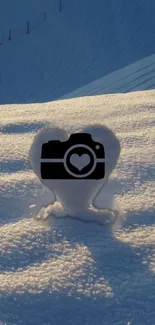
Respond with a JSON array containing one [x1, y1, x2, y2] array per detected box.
[[41, 133, 105, 179]]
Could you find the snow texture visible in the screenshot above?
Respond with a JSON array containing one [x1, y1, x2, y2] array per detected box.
[[0, 0, 155, 324]]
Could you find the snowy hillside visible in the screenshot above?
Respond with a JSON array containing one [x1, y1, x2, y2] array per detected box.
[[1, 89, 155, 325], [1, 0, 155, 103], [0, 0, 155, 324]]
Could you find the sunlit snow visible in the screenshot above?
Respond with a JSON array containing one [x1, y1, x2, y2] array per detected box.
[[0, 0, 155, 324]]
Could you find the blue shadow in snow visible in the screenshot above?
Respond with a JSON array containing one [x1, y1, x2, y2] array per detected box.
[[0, 159, 30, 173], [0, 210, 155, 325], [0, 122, 46, 134]]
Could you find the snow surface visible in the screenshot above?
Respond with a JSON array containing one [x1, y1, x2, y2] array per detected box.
[[1, 0, 155, 104], [0, 0, 155, 324]]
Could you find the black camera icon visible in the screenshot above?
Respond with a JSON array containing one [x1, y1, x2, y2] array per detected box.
[[41, 133, 105, 179]]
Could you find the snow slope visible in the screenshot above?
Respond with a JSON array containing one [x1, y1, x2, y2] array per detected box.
[[0, 88, 155, 325], [1, 0, 155, 104], [0, 0, 155, 324]]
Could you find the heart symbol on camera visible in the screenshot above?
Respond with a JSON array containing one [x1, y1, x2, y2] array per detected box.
[[29, 125, 120, 215], [70, 153, 90, 171]]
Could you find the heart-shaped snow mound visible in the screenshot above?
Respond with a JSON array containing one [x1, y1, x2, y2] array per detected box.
[[29, 124, 120, 215]]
